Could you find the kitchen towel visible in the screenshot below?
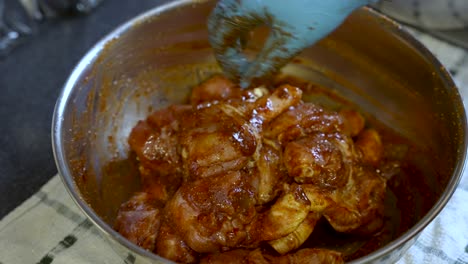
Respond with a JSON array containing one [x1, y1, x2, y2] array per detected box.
[[1, 30, 468, 264]]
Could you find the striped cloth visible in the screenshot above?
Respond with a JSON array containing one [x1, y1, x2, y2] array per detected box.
[[376, 0, 468, 30], [1, 30, 468, 264]]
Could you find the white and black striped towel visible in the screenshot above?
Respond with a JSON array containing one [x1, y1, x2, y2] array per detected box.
[[1, 30, 468, 264]]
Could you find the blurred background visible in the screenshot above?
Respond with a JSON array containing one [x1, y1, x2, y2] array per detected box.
[[0, 0, 467, 218]]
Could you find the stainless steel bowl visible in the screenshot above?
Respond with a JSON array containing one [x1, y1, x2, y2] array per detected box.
[[52, 0, 467, 263]]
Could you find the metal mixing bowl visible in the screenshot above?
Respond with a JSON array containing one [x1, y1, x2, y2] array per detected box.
[[52, 0, 467, 263]]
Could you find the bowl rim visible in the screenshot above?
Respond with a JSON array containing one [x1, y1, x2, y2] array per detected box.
[[51, 1, 467, 263]]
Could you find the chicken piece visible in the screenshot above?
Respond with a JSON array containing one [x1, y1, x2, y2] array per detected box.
[[275, 248, 344, 264], [253, 141, 285, 204], [283, 133, 355, 188], [339, 109, 365, 137], [199, 249, 251, 264], [179, 105, 255, 179], [355, 129, 384, 166], [302, 185, 332, 212], [265, 103, 345, 144], [248, 184, 311, 242], [129, 105, 190, 169], [129, 120, 179, 172], [165, 171, 257, 253], [283, 129, 386, 236], [269, 212, 321, 254], [297, 167, 385, 236], [114, 192, 162, 251], [155, 221, 198, 263], [180, 84, 303, 180], [190, 75, 241, 107], [263, 185, 331, 255], [324, 166, 386, 235], [247, 249, 274, 264], [201, 248, 344, 264], [249, 84, 302, 126], [128, 105, 191, 201]]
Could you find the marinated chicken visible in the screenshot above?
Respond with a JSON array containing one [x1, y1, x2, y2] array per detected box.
[[114, 75, 390, 263]]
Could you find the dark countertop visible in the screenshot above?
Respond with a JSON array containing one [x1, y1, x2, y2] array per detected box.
[[0, 0, 167, 218]]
